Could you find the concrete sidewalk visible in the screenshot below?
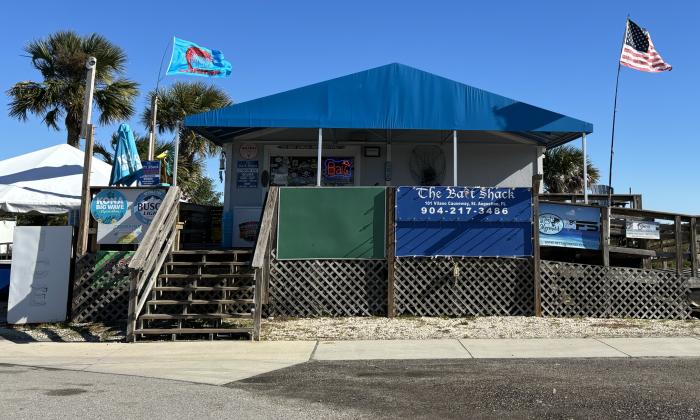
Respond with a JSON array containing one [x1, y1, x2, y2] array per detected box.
[[1, 337, 699, 385]]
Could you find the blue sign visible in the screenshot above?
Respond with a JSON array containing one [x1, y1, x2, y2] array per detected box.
[[237, 160, 259, 188], [395, 186, 533, 257], [132, 190, 166, 225], [539, 203, 600, 250], [90, 190, 128, 224], [139, 160, 161, 186]]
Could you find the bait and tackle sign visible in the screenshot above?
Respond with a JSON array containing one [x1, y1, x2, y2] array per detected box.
[[395, 186, 533, 257]]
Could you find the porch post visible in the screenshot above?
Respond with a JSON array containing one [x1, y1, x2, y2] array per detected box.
[[582, 132, 588, 204], [452, 130, 458, 186], [316, 128, 323, 187], [172, 124, 180, 187]]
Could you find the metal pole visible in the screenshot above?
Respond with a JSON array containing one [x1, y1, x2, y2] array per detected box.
[[148, 95, 158, 160], [77, 125, 95, 256], [452, 130, 458, 186], [582, 132, 588, 204], [80, 57, 97, 140], [608, 17, 629, 207], [77, 57, 97, 256], [172, 124, 180, 187], [316, 128, 323, 187]]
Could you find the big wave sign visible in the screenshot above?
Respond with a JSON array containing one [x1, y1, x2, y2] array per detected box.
[[395, 186, 533, 257], [91, 188, 166, 244]]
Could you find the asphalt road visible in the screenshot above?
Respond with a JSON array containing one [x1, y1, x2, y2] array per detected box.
[[3, 358, 700, 419]]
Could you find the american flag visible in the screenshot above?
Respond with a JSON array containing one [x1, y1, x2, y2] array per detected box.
[[620, 19, 672, 72]]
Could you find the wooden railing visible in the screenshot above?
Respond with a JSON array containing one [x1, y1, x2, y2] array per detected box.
[[251, 186, 279, 340], [126, 186, 181, 341]]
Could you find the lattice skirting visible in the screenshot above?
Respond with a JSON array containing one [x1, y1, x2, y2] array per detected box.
[[540, 260, 691, 319], [268, 256, 387, 317], [71, 252, 133, 323], [394, 257, 534, 316]]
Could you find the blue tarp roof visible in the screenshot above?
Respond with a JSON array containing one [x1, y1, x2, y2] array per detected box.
[[185, 63, 592, 147]]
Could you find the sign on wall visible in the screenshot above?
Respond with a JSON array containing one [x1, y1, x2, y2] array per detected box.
[[395, 186, 532, 257], [233, 206, 262, 248], [91, 188, 166, 244], [139, 160, 161, 186], [323, 158, 354, 185], [236, 160, 259, 188], [539, 203, 600, 250], [7, 226, 73, 324], [625, 220, 660, 239]]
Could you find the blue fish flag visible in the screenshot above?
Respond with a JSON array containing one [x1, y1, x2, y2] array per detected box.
[[110, 123, 143, 186], [166, 37, 232, 78]]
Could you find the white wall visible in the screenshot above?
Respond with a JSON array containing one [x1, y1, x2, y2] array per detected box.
[[221, 139, 541, 247]]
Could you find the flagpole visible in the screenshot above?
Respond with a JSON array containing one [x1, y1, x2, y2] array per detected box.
[[607, 17, 630, 207], [148, 40, 171, 161]]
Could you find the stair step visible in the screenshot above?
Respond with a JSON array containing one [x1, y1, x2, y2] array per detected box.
[[165, 261, 250, 267], [153, 286, 255, 292], [135, 328, 252, 335], [172, 250, 252, 255], [140, 313, 252, 320], [158, 273, 254, 280], [147, 299, 255, 305]]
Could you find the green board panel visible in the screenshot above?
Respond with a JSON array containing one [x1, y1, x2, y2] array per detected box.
[[277, 187, 386, 259]]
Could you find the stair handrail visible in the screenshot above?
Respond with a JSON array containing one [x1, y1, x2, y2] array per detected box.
[[126, 186, 181, 341], [251, 186, 279, 340]]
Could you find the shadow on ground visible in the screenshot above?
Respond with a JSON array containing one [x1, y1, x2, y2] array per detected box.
[[228, 358, 700, 419]]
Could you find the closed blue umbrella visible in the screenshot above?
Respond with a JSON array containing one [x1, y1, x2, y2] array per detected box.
[[110, 123, 143, 186]]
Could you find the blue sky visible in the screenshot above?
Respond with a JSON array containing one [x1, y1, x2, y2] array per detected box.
[[1, 1, 697, 213]]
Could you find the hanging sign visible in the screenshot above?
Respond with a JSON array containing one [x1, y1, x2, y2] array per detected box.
[[395, 186, 532, 257], [625, 220, 660, 239], [539, 203, 600, 250], [92, 188, 166, 244], [139, 160, 161, 186], [236, 160, 259, 188]]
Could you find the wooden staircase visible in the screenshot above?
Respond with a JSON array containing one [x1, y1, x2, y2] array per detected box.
[[126, 186, 277, 342], [133, 249, 257, 340]]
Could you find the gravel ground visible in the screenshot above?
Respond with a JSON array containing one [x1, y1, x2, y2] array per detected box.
[[261, 316, 700, 340], [1, 314, 698, 342]]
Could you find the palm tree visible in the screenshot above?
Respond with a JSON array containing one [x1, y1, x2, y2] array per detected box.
[[93, 131, 170, 166], [141, 81, 230, 202], [543, 145, 600, 193], [142, 81, 231, 162], [7, 31, 138, 147], [93, 130, 221, 205]]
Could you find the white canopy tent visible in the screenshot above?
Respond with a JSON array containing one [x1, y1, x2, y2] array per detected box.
[[0, 144, 111, 214]]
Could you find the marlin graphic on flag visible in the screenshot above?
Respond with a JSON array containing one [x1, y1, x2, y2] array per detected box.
[[166, 37, 232, 78]]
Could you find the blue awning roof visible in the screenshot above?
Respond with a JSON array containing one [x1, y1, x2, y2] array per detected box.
[[185, 63, 592, 147]]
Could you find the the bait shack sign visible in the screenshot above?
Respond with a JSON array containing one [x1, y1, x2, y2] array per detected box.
[[395, 186, 533, 257], [91, 188, 166, 244]]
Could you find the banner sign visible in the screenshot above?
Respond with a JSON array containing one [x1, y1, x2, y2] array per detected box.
[[92, 188, 166, 244], [395, 186, 532, 257], [236, 160, 259, 188], [139, 160, 161, 186], [539, 203, 600, 250], [625, 220, 660, 239]]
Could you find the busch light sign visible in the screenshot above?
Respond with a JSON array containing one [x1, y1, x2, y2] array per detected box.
[[395, 186, 533, 257], [92, 188, 166, 245]]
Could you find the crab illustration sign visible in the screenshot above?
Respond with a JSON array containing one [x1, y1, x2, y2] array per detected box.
[[92, 188, 166, 244]]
